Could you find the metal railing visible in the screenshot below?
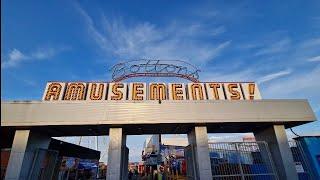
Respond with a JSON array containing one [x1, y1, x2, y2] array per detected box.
[[209, 142, 278, 180], [289, 140, 315, 180]]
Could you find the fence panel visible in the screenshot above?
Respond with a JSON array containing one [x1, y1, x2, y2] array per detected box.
[[209, 142, 278, 180], [289, 141, 315, 180], [185, 145, 196, 180]]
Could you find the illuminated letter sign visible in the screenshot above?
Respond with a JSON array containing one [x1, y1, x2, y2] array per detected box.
[[64, 83, 87, 100], [86, 83, 107, 101], [43, 82, 66, 101], [108, 83, 127, 100], [168, 83, 186, 100], [129, 83, 146, 100], [149, 83, 167, 100], [43, 82, 261, 101], [206, 83, 225, 100], [241, 83, 261, 100], [188, 83, 207, 100], [224, 83, 244, 100]]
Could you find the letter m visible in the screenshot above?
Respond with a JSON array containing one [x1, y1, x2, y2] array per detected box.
[[149, 83, 167, 100], [64, 83, 86, 100]]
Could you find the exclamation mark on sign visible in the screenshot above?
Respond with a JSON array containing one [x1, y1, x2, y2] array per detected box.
[[249, 84, 255, 100]]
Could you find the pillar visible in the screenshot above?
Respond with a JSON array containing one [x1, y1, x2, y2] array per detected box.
[[107, 128, 127, 179], [121, 146, 129, 180], [187, 126, 212, 180], [254, 125, 298, 180], [5, 130, 51, 180]]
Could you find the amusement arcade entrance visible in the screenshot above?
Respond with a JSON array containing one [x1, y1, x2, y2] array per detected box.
[[1, 60, 317, 180]]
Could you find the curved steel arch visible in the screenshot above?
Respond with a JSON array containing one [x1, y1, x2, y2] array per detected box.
[[112, 72, 200, 82], [110, 59, 200, 82]]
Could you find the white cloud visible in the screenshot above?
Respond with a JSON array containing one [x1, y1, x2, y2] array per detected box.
[[31, 47, 57, 59], [9, 49, 27, 61], [254, 38, 291, 56], [205, 64, 320, 110], [314, 105, 320, 113], [257, 69, 292, 84], [312, 17, 320, 29], [299, 37, 320, 48], [307, 55, 320, 62], [261, 65, 320, 102], [75, 3, 231, 65], [1, 49, 29, 68], [201, 67, 294, 89], [2, 46, 69, 69], [210, 26, 226, 36], [201, 69, 256, 82]]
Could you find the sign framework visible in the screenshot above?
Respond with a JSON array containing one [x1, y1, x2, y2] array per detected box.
[[42, 82, 262, 101], [110, 59, 201, 82]]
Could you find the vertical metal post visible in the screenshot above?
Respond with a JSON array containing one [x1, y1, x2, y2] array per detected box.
[[96, 136, 99, 151], [66, 169, 70, 180], [235, 143, 245, 180], [190, 144, 197, 179], [27, 148, 39, 180], [48, 151, 59, 180], [78, 136, 82, 146], [293, 140, 316, 180], [75, 169, 78, 180], [263, 142, 279, 180]]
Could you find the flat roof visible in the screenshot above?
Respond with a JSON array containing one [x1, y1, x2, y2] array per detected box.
[[1, 100, 316, 136]]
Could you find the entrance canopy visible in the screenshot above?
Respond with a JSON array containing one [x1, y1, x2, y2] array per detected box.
[[1, 100, 316, 136]]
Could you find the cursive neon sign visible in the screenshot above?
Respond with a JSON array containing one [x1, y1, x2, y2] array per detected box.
[[110, 59, 200, 82]]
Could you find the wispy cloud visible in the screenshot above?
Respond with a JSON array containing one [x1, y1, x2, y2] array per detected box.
[[201, 69, 256, 82], [307, 55, 320, 62], [311, 16, 320, 29], [254, 38, 291, 56], [31, 47, 61, 60], [262, 65, 320, 100], [259, 65, 320, 135], [74, 2, 231, 65], [299, 37, 320, 49], [1, 49, 29, 68], [201, 67, 292, 85], [1, 46, 70, 69], [210, 26, 226, 36], [257, 69, 292, 84]]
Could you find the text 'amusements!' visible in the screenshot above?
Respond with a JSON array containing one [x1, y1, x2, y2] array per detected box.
[[43, 82, 262, 101]]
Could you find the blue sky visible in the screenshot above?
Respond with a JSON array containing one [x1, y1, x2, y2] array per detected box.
[[2, 0, 320, 162]]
